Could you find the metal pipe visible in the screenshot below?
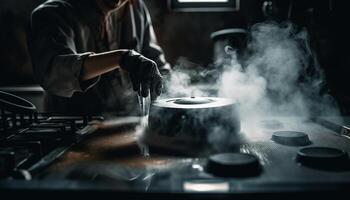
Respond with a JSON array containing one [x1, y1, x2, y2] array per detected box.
[[311, 117, 350, 139]]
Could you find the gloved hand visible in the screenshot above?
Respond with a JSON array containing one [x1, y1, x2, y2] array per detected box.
[[119, 50, 163, 99]]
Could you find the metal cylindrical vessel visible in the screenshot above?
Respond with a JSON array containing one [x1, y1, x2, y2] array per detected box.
[[143, 97, 240, 154]]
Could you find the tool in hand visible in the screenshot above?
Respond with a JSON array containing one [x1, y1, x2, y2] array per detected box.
[[137, 84, 151, 157]]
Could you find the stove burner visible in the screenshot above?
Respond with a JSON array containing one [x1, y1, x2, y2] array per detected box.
[[206, 153, 261, 177], [260, 120, 283, 129], [296, 147, 349, 170], [272, 131, 311, 146], [1, 91, 38, 131], [0, 91, 104, 179]]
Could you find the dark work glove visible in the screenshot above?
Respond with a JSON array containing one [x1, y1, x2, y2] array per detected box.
[[120, 50, 163, 99]]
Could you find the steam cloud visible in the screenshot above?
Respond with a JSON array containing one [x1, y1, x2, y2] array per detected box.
[[155, 21, 341, 152], [164, 21, 340, 120]]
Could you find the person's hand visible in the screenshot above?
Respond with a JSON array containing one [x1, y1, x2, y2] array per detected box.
[[119, 50, 163, 99]]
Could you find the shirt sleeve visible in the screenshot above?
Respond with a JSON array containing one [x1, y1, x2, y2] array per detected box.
[[139, 1, 172, 76], [29, 3, 99, 98]]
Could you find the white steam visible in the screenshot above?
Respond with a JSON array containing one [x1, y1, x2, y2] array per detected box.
[[159, 21, 341, 151], [162, 57, 213, 98], [165, 21, 340, 119], [219, 22, 339, 120]]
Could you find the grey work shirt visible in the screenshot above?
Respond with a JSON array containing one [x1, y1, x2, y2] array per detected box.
[[29, 0, 169, 116]]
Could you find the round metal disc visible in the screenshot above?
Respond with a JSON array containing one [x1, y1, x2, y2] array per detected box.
[[206, 153, 261, 177], [296, 147, 349, 170], [260, 120, 283, 129], [272, 131, 311, 146]]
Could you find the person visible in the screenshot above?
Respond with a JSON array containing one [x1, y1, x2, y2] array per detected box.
[[28, 0, 171, 116]]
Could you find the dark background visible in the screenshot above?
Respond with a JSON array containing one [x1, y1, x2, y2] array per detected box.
[[0, 0, 349, 113]]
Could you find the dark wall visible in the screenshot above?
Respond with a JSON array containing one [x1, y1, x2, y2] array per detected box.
[[0, 0, 45, 86], [146, 0, 261, 66]]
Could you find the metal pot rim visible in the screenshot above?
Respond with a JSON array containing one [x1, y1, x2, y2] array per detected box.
[[152, 97, 237, 109]]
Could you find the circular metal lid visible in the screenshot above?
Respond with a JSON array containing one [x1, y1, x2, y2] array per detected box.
[[298, 147, 346, 159], [260, 120, 283, 129], [210, 28, 248, 41], [272, 131, 311, 146], [153, 97, 236, 109], [296, 147, 349, 170], [206, 153, 261, 177]]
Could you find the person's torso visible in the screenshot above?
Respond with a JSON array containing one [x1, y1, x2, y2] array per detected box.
[[44, 0, 147, 116]]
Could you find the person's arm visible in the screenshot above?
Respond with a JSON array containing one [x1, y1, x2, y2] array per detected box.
[[81, 48, 162, 99], [30, 2, 162, 99], [80, 49, 127, 81]]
